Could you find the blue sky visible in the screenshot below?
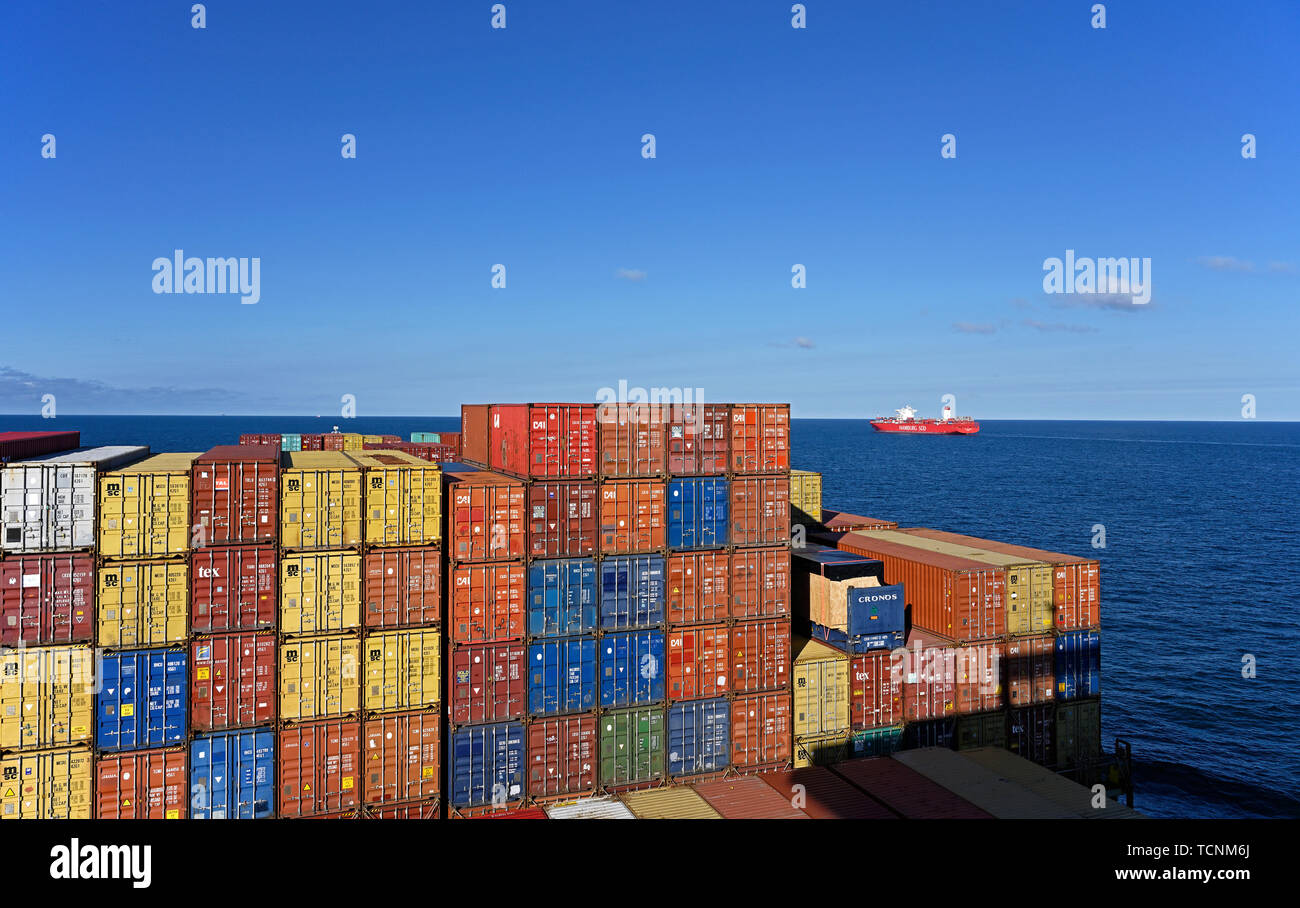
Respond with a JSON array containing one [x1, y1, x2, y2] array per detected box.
[[1, 1, 1297, 419]]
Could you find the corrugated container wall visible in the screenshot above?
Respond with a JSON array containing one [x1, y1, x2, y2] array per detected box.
[[667, 477, 729, 549], [278, 635, 361, 721], [0, 553, 94, 645], [450, 562, 526, 643], [728, 404, 790, 473], [279, 451, 362, 550], [528, 558, 597, 637], [363, 546, 441, 629], [596, 403, 665, 477], [97, 648, 187, 751], [667, 698, 729, 776], [448, 642, 526, 725], [666, 550, 728, 624], [363, 710, 440, 806], [528, 636, 597, 715], [729, 547, 791, 619], [278, 718, 360, 817], [599, 707, 664, 788], [95, 748, 187, 819], [667, 624, 729, 700], [450, 722, 525, 808], [0, 644, 94, 751], [730, 618, 790, 694], [599, 479, 666, 554], [527, 714, 597, 800], [489, 404, 598, 479], [729, 476, 790, 547], [599, 555, 665, 629], [665, 403, 729, 475], [97, 452, 198, 559], [190, 632, 276, 731], [190, 729, 274, 818], [190, 545, 276, 632], [351, 450, 442, 547], [1, 747, 92, 819], [96, 560, 188, 648], [191, 445, 279, 546], [730, 691, 792, 769], [788, 469, 823, 526], [600, 630, 666, 708], [527, 480, 597, 557], [0, 430, 80, 463], [444, 471, 527, 563], [279, 551, 361, 635], [363, 628, 441, 713], [792, 637, 850, 737]]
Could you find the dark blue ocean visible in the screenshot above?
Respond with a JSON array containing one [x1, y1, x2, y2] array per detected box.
[[4, 415, 1297, 819]]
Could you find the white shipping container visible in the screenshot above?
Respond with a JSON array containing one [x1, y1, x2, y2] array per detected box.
[[543, 795, 636, 819], [0, 446, 149, 553]]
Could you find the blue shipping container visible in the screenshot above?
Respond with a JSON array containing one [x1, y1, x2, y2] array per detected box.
[[1055, 630, 1101, 699], [451, 722, 525, 808], [528, 558, 598, 637], [902, 717, 955, 750], [528, 636, 598, 715], [600, 555, 665, 629], [810, 622, 905, 654], [845, 584, 905, 637], [667, 698, 730, 776], [97, 648, 187, 751], [190, 729, 275, 819], [667, 478, 729, 549], [600, 630, 666, 708]]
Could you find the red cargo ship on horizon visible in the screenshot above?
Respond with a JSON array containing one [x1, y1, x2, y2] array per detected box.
[[870, 405, 980, 435]]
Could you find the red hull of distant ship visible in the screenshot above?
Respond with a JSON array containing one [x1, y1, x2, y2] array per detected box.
[[870, 419, 980, 434]]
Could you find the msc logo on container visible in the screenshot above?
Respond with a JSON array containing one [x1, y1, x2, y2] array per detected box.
[[50, 839, 152, 889]]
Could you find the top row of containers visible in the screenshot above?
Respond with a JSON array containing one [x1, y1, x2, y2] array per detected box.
[[460, 403, 790, 479]]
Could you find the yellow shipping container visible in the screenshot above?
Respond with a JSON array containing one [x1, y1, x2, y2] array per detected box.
[[792, 637, 850, 737], [351, 451, 442, 546], [97, 561, 188, 647], [280, 551, 362, 635], [864, 529, 1055, 635], [363, 629, 441, 712], [0, 646, 95, 751], [619, 786, 721, 819], [794, 732, 850, 768], [789, 469, 823, 526], [361, 435, 383, 445], [97, 453, 198, 559], [341, 433, 364, 451], [279, 634, 361, 721], [280, 452, 363, 550], [0, 746, 93, 819]]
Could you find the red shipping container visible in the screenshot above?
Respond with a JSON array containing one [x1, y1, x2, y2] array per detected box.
[[954, 638, 1005, 715], [598, 479, 666, 554], [301, 434, 324, 451], [901, 528, 1100, 631], [365, 441, 459, 463], [190, 544, 277, 632], [363, 546, 441, 628], [445, 471, 527, 563], [596, 403, 666, 477], [191, 445, 279, 545], [818, 510, 898, 532], [730, 618, 790, 693], [0, 430, 80, 463], [897, 629, 958, 721], [279, 719, 361, 818], [667, 624, 729, 700], [664, 403, 729, 475], [731, 691, 793, 769], [693, 776, 809, 819], [363, 709, 440, 805], [759, 766, 897, 820], [728, 403, 790, 473], [0, 552, 94, 645], [528, 480, 598, 558], [437, 431, 462, 450], [190, 632, 276, 731], [728, 547, 790, 619], [829, 757, 991, 819], [832, 532, 1005, 642], [729, 476, 790, 547], [489, 403, 598, 479], [368, 799, 439, 819], [379, 435, 402, 444], [1005, 633, 1055, 707], [666, 551, 729, 624], [450, 563, 527, 643], [461, 404, 490, 465], [527, 714, 597, 799], [95, 748, 187, 819], [448, 641, 527, 724], [322, 434, 346, 451], [851, 650, 905, 730], [238, 434, 280, 446]]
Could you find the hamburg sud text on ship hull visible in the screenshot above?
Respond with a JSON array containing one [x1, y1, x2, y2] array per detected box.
[[870, 405, 980, 435]]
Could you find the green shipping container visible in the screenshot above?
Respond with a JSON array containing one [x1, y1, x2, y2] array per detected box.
[[955, 711, 1007, 751], [600, 707, 665, 787], [410, 432, 442, 443], [1055, 698, 1102, 770], [848, 725, 903, 758]]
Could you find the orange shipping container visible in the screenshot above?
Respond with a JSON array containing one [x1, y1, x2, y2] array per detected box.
[[666, 551, 729, 624], [95, 748, 187, 819], [850, 650, 904, 730], [598, 479, 666, 554], [445, 471, 527, 563], [728, 404, 790, 474], [667, 624, 729, 700], [897, 630, 958, 721], [363, 709, 440, 805], [489, 403, 598, 479], [730, 691, 793, 770], [363, 546, 441, 629], [832, 532, 1005, 643], [1005, 633, 1056, 707], [731, 618, 790, 694], [729, 547, 790, 619], [954, 638, 1005, 715], [460, 404, 490, 466], [665, 403, 729, 476], [279, 718, 361, 817], [450, 562, 527, 644], [190, 632, 276, 731], [729, 476, 790, 547], [596, 403, 666, 478]]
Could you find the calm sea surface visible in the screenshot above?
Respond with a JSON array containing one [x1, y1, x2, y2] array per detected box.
[[4, 415, 1296, 818]]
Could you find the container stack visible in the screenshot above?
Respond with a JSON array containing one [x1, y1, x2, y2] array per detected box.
[[724, 405, 794, 777], [1, 445, 149, 819], [190, 444, 280, 818], [352, 451, 443, 819], [441, 435, 529, 816], [96, 453, 198, 819]]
